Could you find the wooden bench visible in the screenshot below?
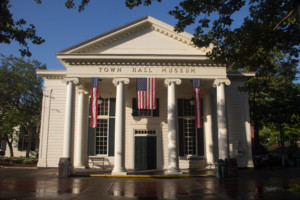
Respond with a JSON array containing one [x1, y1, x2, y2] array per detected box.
[[89, 156, 112, 169]]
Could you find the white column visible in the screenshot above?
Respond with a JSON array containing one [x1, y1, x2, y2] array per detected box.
[[63, 78, 79, 158], [204, 93, 214, 167], [112, 78, 130, 175], [74, 89, 88, 168], [164, 79, 182, 175], [213, 79, 231, 160]]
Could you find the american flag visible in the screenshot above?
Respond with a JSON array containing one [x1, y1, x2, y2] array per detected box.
[[193, 79, 202, 128], [89, 78, 99, 128], [136, 78, 157, 109]]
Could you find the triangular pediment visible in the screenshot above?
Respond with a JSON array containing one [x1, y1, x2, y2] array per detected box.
[[57, 16, 210, 57]]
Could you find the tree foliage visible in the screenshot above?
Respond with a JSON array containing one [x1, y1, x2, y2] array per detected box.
[[0, 0, 45, 57], [0, 54, 46, 157]]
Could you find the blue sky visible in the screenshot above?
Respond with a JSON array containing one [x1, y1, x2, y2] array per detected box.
[[0, 0, 269, 72]]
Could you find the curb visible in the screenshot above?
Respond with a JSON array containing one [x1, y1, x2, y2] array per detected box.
[[0, 166, 38, 169], [75, 173, 216, 178]]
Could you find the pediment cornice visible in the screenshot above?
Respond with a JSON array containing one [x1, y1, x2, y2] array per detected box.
[[61, 59, 225, 67]]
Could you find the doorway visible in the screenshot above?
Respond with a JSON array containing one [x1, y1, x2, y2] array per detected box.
[[135, 136, 157, 170]]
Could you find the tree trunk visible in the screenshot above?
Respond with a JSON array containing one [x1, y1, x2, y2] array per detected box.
[[279, 124, 285, 167], [26, 128, 32, 158], [5, 135, 14, 157]]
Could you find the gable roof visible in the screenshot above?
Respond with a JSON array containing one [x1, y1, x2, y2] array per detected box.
[[56, 16, 211, 56]]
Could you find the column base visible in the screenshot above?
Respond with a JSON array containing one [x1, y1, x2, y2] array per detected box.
[[111, 171, 127, 175], [112, 168, 127, 175], [74, 164, 85, 169], [165, 168, 182, 175]]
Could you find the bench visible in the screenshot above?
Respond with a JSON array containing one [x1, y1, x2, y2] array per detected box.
[[89, 156, 112, 169]]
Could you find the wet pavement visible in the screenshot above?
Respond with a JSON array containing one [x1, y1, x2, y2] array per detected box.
[[0, 167, 300, 199]]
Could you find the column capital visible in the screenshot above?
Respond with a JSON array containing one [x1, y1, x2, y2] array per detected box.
[[164, 79, 182, 86], [213, 78, 231, 87], [63, 77, 80, 85], [77, 88, 89, 95], [112, 78, 130, 86]]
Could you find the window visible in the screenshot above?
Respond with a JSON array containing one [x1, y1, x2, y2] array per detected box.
[[96, 119, 108, 155], [184, 119, 196, 155], [178, 98, 204, 157], [98, 98, 109, 116], [88, 98, 115, 156], [132, 98, 159, 117]]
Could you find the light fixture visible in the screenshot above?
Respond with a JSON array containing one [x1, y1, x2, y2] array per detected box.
[[189, 96, 195, 106], [98, 95, 103, 105]]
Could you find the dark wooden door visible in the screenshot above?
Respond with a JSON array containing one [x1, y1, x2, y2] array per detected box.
[[135, 136, 156, 170]]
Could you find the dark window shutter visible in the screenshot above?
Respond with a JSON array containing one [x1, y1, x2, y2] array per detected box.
[[109, 98, 116, 117], [178, 118, 184, 156], [18, 137, 23, 151], [87, 127, 95, 156], [108, 118, 115, 156], [1, 140, 6, 151], [132, 98, 139, 116], [178, 99, 183, 117], [153, 98, 159, 117], [197, 128, 204, 156]]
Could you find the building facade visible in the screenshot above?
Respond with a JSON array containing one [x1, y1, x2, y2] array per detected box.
[[36, 16, 254, 174]]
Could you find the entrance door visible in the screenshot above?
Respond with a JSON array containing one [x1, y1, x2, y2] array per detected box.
[[135, 136, 156, 170]]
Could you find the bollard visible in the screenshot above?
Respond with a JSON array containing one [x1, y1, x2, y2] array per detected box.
[[215, 159, 228, 178], [58, 158, 72, 178]]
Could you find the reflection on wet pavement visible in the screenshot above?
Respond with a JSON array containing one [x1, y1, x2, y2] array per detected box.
[[1, 168, 300, 199], [107, 180, 189, 198], [0, 177, 93, 196]]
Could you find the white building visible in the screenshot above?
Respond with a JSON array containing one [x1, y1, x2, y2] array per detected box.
[[36, 16, 254, 174]]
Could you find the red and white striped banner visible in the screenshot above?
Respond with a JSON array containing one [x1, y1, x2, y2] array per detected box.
[[193, 79, 202, 128], [90, 78, 98, 128]]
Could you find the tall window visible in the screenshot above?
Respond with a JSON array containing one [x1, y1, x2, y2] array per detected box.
[[88, 97, 115, 156], [178, 99, 204, 157], [95, 98, 110, 155], [96, 119, 108, 154], [184, 119, 196, 155]]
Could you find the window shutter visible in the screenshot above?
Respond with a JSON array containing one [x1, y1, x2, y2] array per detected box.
[[197, 128, 204, 156], [18, 137, 23, 151], [132, 98, 139, 116], [108, 118, 115, 156], [87, 127, 95, 156], [178, 118, 184, 156], [153, 98, 159, 117], [1, 140, 6, 151], [177, 99, 183, 117], [109, 98, 116, 117]]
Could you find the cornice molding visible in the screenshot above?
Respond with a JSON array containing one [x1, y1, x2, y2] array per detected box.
[[62, 59, 225, 67]]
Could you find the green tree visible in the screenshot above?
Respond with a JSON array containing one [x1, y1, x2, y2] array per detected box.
[[0, 54, 46, 157]]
